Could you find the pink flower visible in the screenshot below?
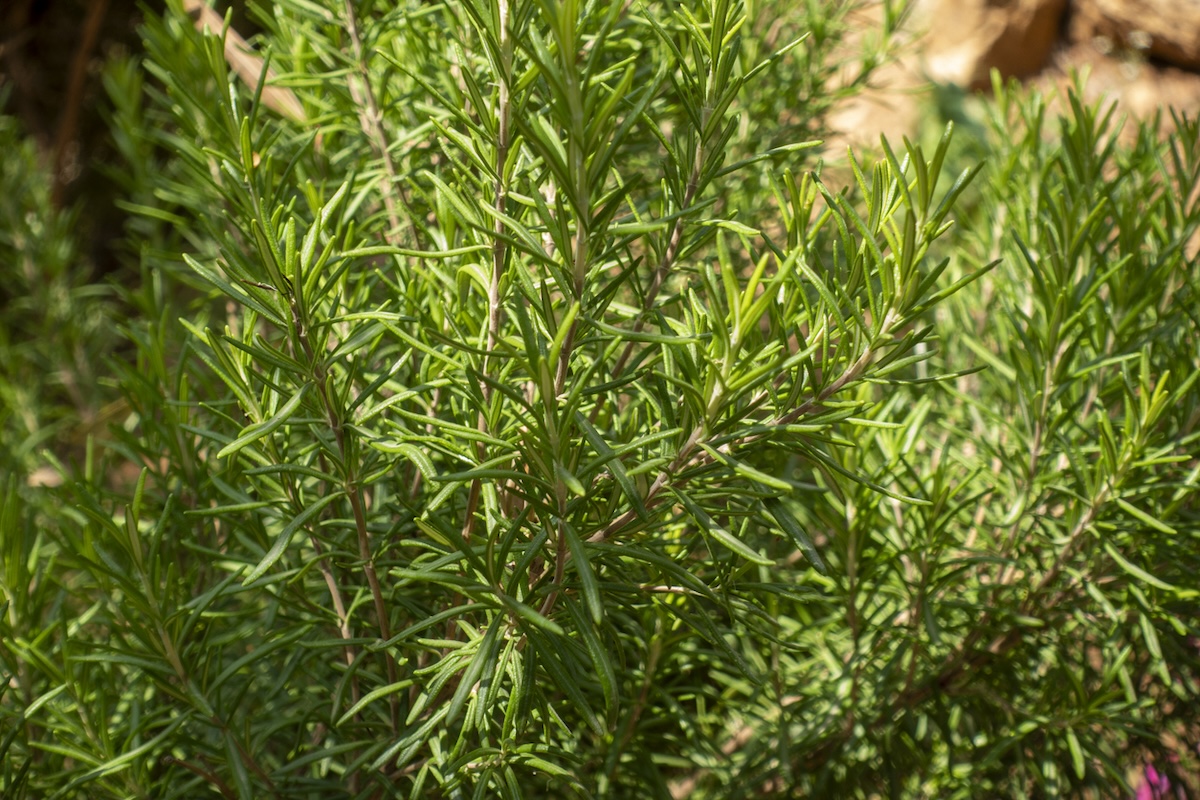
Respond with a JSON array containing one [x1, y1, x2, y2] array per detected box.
[[1134, 764, 1171, 800]]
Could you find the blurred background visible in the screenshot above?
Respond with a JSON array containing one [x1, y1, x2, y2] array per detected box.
[[832, 0, 1200, 149]]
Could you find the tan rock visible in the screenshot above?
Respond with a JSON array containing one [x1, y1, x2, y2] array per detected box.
[[1069, 0, 1200, 70], [824, 3, 933, 151], [1035, 38, 1200, 131], [917, 0, 1068, 88]]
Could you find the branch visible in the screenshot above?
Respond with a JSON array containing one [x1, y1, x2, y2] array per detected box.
[[588, 309, 898, 544], [463, 0, 513, 542]]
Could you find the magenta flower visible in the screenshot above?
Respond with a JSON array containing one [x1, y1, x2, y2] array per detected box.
[[1134, 764, 1172, 800]]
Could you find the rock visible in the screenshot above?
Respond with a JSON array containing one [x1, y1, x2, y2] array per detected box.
[[826, 0, 1200, 156], [827, 0, 1069, 150], [1035, 38, 1200, 131], [1069, 0, 1200, 70], [917, 0, 1068, 88]]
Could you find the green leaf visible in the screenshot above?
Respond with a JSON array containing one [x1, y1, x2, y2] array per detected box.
[[562, 522, 601, 624], [1066, 728, 1084, 779], [554, 460, 587, 498], [218, 383, 311, 459], [244, 492, 342, 585], [446, 615, 504, 725], [671, 488, 771, 565], [1102, 541, 1176, 592], [183, 254, 285, 325], [527, 630, 604, 737], [698, 218, 760, 236], [765, 498, 827, 574], [1114, 497, 1176, 535], [371, 440, 437, 480], [699, 442, 792, 492], [497, 592, 564, 636]]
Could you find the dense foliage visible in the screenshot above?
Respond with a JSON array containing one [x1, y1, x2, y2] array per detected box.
[[1, 1, 1198, 798]]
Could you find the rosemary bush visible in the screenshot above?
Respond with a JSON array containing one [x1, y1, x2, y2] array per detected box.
[[2, 1, 1198, 798]]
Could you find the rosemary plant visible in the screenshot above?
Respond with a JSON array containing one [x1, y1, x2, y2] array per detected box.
[[1, 1, 1197, 798]]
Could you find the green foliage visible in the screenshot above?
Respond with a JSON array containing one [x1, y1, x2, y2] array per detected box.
[[1, 1, 1198, 798], [0, 98, 117, 474], [0, 105, 129, 800]]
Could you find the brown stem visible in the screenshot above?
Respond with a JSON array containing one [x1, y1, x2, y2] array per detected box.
[[486, 0, 512, 373], [348, 480, 399, 730], [162, 757, 238, 800], [293, 453, 361, 710], [295, 314, 399, 737], [50, 0, 108, 207], [309, 536, 357, 662], [538, 518, 569, 619], [607, 137, 705, 384]]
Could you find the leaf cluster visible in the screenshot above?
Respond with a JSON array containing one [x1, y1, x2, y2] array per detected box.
[[1, 3, 1198, 799]]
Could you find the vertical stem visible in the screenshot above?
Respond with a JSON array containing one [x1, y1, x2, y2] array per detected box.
[[51, 0, 108, 207], [337, 396, 399, 736], [307, 537, 359, 680], [607, 141, 704, 383], [485, 0, 512, 387], [297, 321, 399, 737], [554, 45, 590, 394], [606, 65, 712, 388], [538, 516, 570, 618], [287, 454, 359, 707], [464, 0, 513, 541]]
